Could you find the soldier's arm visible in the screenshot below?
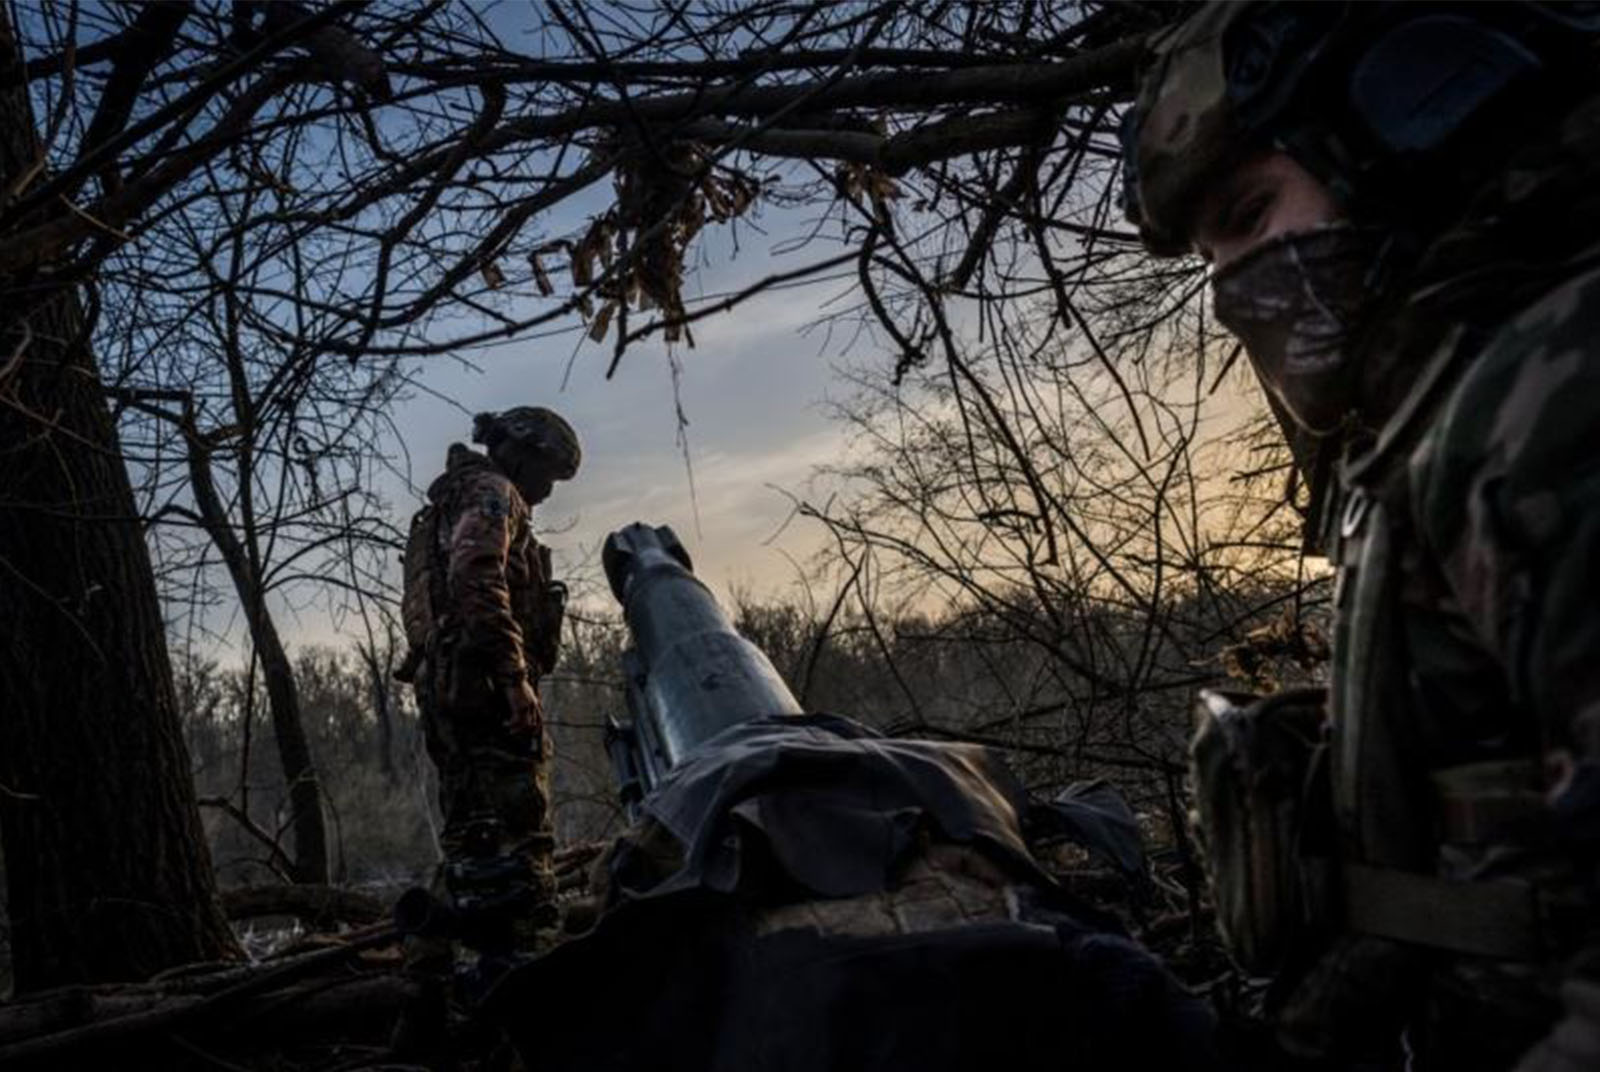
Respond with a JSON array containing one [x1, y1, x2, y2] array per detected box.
[[1414, 272, 1600, 1070], [445, 471, 529, 685], [1415, 269, 1600, 772]]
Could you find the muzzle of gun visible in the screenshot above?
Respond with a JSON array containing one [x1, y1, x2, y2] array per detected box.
[[602, 523, 802, 819]]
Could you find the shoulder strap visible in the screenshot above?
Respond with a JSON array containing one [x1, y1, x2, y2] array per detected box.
[[1344, 322, 1490, 489]]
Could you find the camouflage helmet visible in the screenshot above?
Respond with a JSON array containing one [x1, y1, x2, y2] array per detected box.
[[1121, 2, 1365, 256], [472, 406, 581, 480], [1121, 2, 1600, 256]]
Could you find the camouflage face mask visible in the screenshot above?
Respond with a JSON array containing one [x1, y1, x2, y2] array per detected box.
[[1210, 224, 1389, 435], [495, 443, 555, 505]]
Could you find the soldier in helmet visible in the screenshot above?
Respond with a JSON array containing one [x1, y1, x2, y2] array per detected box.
[[398, 406, 581, 947], [1121, 4, 1600, 1070]]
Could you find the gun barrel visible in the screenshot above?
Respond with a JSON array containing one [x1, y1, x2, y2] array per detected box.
[[603, 523, 801, 774]]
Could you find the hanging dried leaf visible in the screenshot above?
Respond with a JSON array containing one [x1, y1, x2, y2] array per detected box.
[[704, 180, 731, 222], [481, 260, 505, 290], [588, 301, 616, 342], [530, 254, 553, 296], [581, 133, 764, 353], [834, 163, 864, 200], [571, 236, 595, 286], [728, 179, 754, 217]]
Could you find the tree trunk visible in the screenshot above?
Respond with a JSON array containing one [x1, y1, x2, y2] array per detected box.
[[184, 442, 330, 885], [254, 619, 330, 885], [358, 636, 398, 782], [0, 13, 241, 990]]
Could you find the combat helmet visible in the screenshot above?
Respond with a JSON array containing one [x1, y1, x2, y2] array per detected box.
[[1122, 1, 1600, 257], [472, 406, 582, 480]]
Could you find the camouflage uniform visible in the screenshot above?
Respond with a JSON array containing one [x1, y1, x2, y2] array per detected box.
[[1122, 8, 1600, 1067], [1300, 98, 1600, 1066], [408, 443, 560, 928]]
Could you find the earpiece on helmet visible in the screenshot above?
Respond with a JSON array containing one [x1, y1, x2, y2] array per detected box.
[[1348, 17, 1540, 158]]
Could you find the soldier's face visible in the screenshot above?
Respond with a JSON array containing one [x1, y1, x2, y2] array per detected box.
[[1192, 151, 1341, 270], [507, 452, 555, 505], [1194, 150, 1388, 434]]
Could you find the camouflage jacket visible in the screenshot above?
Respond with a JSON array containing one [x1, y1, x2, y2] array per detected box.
[[1308, 93, 1600, 1062], [423, 443, 551, 686], [1329, 267, 1600, 895]]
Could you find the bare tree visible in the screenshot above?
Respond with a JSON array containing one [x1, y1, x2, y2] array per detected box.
[[800, 336, 1325, 771], [0, 4, 244, 989], [103, 213, 410, 883], [0, 0, 420, 984]]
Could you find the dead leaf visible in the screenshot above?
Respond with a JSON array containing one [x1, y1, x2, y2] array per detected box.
[[530, 254, 553, 296], [572, 240, 593, 286], [588, 301, 615, 342]]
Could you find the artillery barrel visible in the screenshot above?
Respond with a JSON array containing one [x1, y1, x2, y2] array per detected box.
[[602, 523, 801, 772]]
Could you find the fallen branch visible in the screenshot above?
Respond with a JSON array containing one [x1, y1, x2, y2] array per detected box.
[[220, 884, 386, 927], [0, 931, 397, 1066]]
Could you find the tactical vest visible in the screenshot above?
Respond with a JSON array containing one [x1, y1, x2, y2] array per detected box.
[[1192, 324, 1570, 986], [398, 476, 566, 683], [1324, 326, 1558, 964]]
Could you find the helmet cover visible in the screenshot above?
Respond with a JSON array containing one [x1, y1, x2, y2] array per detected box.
[[1122, 2, 1345, 255], [473, 406, 582, 480]]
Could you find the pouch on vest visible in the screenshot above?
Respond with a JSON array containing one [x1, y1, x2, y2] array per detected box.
[[1190, 686, 1337, 975], [398, 505, 442, 682]]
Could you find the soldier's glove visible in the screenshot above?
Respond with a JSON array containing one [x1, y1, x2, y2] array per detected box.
[[502, 676, 544, 745], [1514, 980, 1600, 1072]]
